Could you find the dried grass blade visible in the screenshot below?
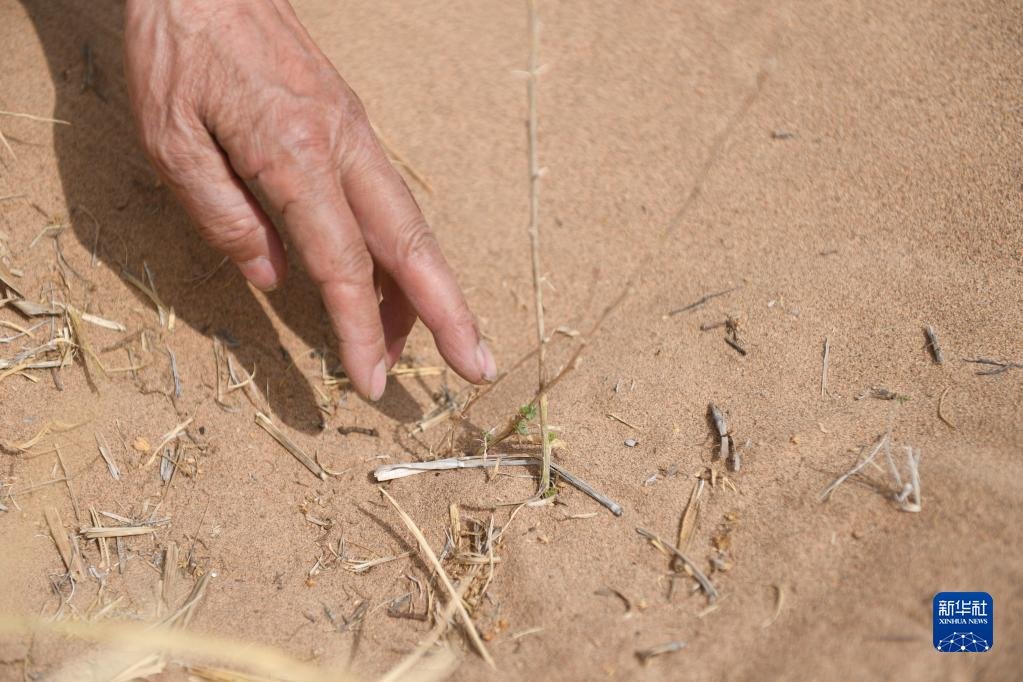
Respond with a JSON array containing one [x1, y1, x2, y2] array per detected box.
[[819, 434, 887, 501], [676, 478, 705, 554], [122, 266, 171, 328], [636, 527, 718, 603], [62, 304, 126, 332], [144, 417, 193, 467], [0, 110, 71, 124], [8, 299, 60, 317], [44, 506, 83, 579], [96, 432, 121, 480], [762, 584, 785, 628], [0, 262, 26, 298], [0, 615, 338, 682], [67, 305, 107, 384], [342, 551, 411, 574], [80, 525, 156, 539], [255, 412, 326, 480], [162, 542, 179, 612], [10, 419, 86, 451], [378, 487, 495, 669], [90, 507, 111, 571]]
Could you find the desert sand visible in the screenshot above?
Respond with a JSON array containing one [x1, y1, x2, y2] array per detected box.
[[1, 0, 1020, 680]]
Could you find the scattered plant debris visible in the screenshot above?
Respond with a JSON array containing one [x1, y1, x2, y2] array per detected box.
[[636, 640, 686, 664], [924, 325, 943, 364]]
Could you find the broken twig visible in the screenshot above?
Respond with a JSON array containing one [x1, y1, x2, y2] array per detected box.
[[963, 357, 1023, 376], [255, 412, 326, 481], [821, 337, 830, 398], [708, 403, 729, 462], [667, 286, 739, 316], [937, 386, 956, 430], [636, 527, 718, 602], [374, 455, 622, 516], [924, 325, 943, 364], [819, 434, 887, 502]]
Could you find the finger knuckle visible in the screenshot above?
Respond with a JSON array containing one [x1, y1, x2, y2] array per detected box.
[[394, 215, 441, 269], [276, 115, 334, 166], [138, 100, 201, 176], [321, 80, 368, 131], [254, 115, 335, 199], [199, 210, 262, 256], [332, 93, 381, 170], [313, 240, 374, 289], [339, 244, 376, 283], [257, 91, 369, 180], [337, 87, 369, 125], [143, 131, 188, 178]]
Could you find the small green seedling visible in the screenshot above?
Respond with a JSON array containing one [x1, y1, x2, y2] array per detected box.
[[516, 403, 538, 436]]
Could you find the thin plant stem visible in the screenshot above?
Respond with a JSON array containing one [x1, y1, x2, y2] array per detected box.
[[525, 0, 553, 494]]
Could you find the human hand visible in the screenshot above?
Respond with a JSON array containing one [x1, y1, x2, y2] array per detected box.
[[123, 0, 495, 400]]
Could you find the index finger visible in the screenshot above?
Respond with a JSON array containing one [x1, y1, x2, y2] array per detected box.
[[343, 145, 496, 384], [262, 163, 390, 401]]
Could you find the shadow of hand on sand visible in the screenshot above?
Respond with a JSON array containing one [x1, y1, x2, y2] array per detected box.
[[21, 0, 422, 433]]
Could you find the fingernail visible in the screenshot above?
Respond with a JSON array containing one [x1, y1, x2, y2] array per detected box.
[[475, 339, 497, 382], [239, 256, 279, 292], [369, 359, 388, 401]]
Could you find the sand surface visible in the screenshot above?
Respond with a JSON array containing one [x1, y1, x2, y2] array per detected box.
[[1, 0, 1021, 679]]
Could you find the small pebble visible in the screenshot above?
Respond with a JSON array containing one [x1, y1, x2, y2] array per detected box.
[[624, 438, 638, 447]]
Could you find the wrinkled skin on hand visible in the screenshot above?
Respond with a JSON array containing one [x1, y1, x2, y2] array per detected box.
[[123, 0, 495, 400]]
